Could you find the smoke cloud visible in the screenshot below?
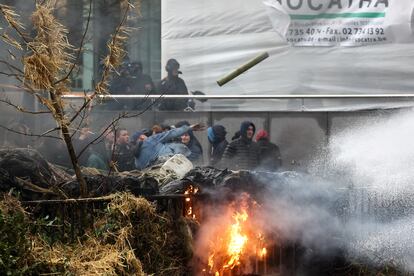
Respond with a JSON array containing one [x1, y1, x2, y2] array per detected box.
[[195, 110, 414, 274]]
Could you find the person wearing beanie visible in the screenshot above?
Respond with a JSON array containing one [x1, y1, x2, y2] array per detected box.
[[255, 129, 282, 171], [221, 121, 260, 170], [207, 125, 228, 165]]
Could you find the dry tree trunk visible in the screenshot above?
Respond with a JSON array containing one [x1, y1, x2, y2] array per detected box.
[[49, 90, 88, 197]]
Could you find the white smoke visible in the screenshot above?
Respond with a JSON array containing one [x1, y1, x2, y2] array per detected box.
[[330, 110, 414, 195], [249, 110, 414, 273], [194, 110, 414, 274], [326, 110, 414, 271]]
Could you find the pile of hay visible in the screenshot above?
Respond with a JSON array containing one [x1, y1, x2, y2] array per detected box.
[[0, 195, 34, 275], [0, 193, 195, 275], [96, 193, 194, 275], [30, 235, 143, 275]]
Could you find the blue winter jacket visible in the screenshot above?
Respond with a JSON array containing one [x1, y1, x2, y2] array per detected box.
[[134, 125, 192, 170]]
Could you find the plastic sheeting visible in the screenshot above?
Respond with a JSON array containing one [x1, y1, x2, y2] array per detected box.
[[162, 0, 414, 111]]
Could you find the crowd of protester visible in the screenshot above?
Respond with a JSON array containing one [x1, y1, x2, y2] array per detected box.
[[1, 55, 282, 172], [1, 121, 282, 173], [73, 120, 282, 172]]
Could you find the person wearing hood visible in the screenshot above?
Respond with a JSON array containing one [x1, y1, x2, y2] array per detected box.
[[156, 58, 189, 111], [221, 121, 260, 170], [134, 123, 204, 170], [255, 129, 282, 171], [207, 125, 228, 165], [175, 121, 203, 163]]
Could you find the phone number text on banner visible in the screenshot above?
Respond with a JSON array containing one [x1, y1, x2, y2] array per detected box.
[[265, 0, 402, 46], [287, 17, 387, 46]]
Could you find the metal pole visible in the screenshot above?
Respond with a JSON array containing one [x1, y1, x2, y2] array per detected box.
[[61, 94, 414, 99]]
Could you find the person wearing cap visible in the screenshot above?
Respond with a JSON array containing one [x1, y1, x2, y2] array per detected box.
[[221, 121, 260, 170], [255, 129, 282, 171], [156, 58, 189, 111], [207, 125, 228, 165]]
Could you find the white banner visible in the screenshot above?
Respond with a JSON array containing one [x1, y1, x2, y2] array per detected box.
[[264, 0, 414, 46], [162, 0, 414, 111]]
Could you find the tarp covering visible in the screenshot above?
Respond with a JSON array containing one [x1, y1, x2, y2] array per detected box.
[[162, 0, 414, 111]]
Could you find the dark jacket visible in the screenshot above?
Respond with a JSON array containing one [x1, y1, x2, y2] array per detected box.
[[156, 75, 188, 110], [129, 74, 154, 109], [257, 138, 282, 171], [109, 73, 154, 110], [130, 74, 154, 95], [114, 143, 135, 172], [208, 125, 228, 165], [221, 121, 260, 170]]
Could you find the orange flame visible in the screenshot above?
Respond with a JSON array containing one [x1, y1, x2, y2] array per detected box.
[[223, 210, 248, 270], [184, 185, 198, 219], [259, 247, 267, 258], [205, 194, 267, 275]]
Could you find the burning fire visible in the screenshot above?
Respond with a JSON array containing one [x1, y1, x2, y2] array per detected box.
[[202, 193, 268, 276], [184, 185, 198, 219], [223, 210, 248, 270]]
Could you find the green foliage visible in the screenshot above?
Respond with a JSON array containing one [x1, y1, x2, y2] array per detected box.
[[0, 204, 31, 275]]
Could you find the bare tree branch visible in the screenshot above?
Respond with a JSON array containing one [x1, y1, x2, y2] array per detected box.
[[0, 71, 23, 78], [69, 4, 131, 125], [54, 0, 92, 86], [40, 126, 61, 137], [70, 90, 93, 139], [76, 94, 163, 160], [0, 59, 23, 74], [0, 5, 31, 45], [0, 97, 51, 114], [0, 124, 61, 140]]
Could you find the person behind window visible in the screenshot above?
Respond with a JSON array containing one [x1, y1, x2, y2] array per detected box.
[[108, 61, 153, 110], [156, 58, 189, 111], [128, 61, 154, 109]]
